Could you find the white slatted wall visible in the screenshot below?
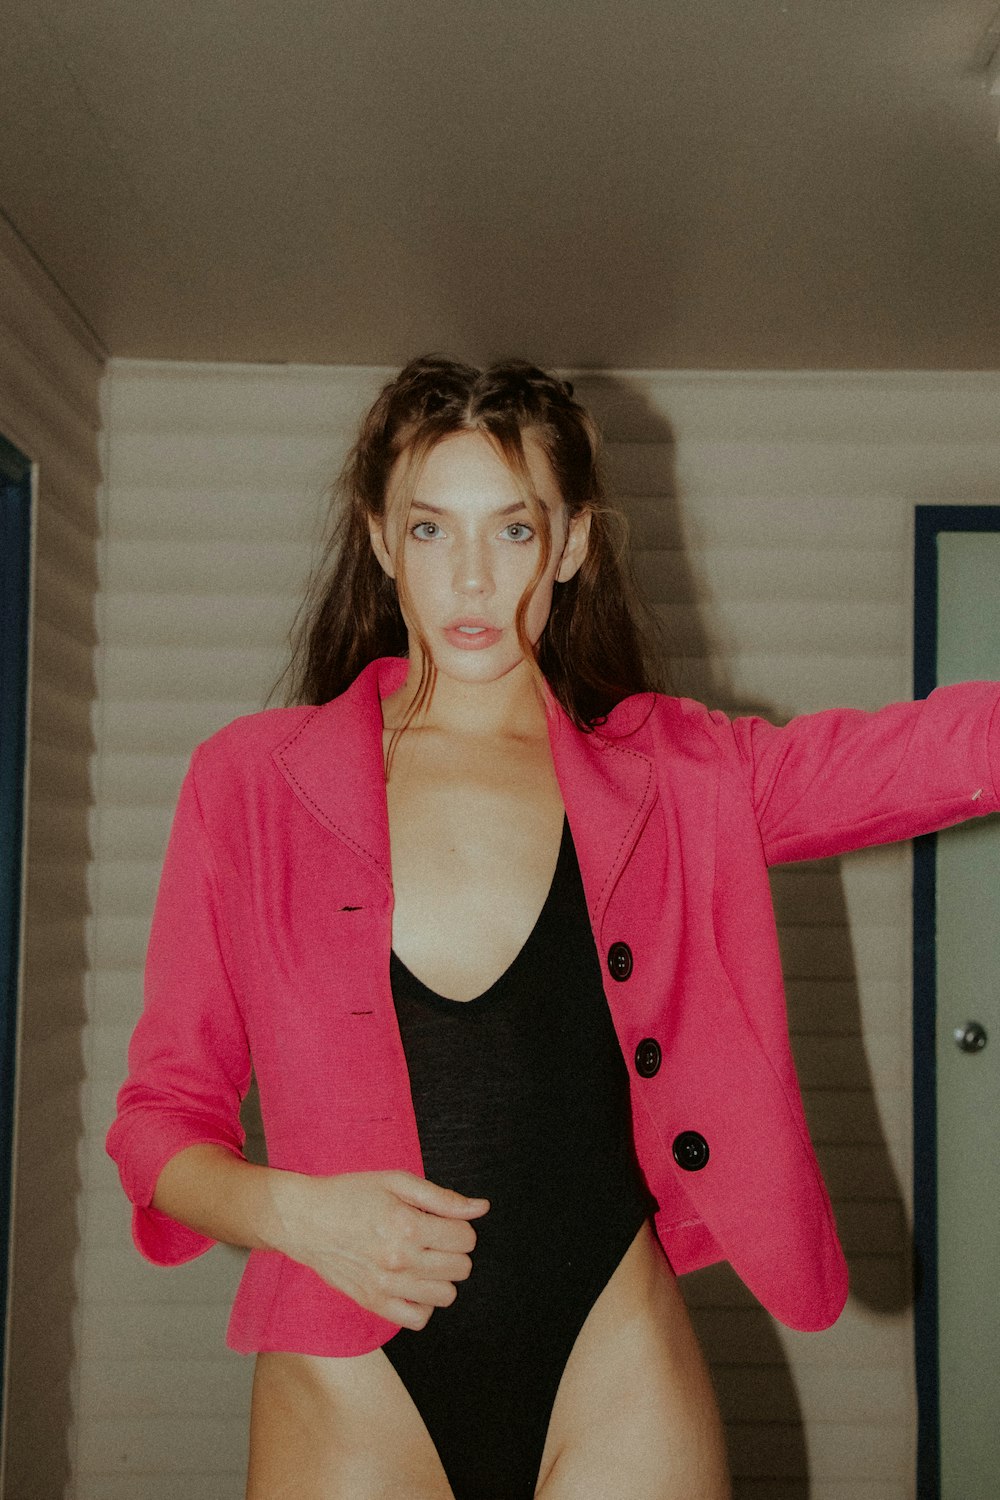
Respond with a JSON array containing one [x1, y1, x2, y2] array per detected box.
[[76, 360, 1000, 1500], [0, 221, 105, 1500]]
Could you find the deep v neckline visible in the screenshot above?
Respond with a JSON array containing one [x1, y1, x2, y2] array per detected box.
[[389, 815, 570, 1006]]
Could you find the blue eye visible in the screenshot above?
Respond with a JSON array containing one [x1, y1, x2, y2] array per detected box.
[[410, 521, 441, 540], [503, 522, 534, 542]]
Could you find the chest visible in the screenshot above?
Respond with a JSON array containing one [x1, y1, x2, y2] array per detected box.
[[236, 711, 741, 1147], [383, 727, 566, 1001]]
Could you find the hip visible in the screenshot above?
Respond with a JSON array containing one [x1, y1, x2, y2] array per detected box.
[[245, 1220, 730, 1499]]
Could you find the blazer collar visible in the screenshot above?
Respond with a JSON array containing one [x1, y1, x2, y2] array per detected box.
[[272, 657, 404, 891], [273, 656, 656, 917], [547, 695, 657, 925]]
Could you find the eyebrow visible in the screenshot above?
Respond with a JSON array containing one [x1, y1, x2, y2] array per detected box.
[[409, 499, 533, 517]]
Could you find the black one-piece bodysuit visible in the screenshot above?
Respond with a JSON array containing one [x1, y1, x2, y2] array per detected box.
[[386, 815, 653, 1499]]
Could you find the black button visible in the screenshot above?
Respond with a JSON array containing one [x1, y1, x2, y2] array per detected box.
[[607, 942, 633, 981], [634, 1037, 661, 1077], [672, 1131, 710, 1172]]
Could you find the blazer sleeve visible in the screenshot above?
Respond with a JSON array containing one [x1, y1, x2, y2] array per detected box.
[[723, 680, 1000, 864], [105, 746, 252, 1265]]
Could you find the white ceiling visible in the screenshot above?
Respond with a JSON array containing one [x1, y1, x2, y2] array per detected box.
[[3, 0, 999, 369]]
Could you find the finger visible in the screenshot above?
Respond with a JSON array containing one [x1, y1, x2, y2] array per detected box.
[[382, 1297, 434, 1332], [420, 1214, 479, 1255], [417, 1249, 474, 1282], [376, 1231, 472, 1280], [390, 1173, 489, 1220], [388, 1275, 460, 1310]]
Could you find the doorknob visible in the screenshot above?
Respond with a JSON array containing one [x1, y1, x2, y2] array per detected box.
[[954, 1021, 988, 1053]]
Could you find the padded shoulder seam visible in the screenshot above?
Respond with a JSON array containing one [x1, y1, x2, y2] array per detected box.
[[196, 704, 315, 761]]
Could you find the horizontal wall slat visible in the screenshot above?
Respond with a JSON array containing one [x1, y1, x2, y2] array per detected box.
[[577, 370, 1000, 445], [78, 1358, 252, 1419], [103, 539, 310, 593], [102, 593, 300, 647], [33, 555, 100, 640], [108, 432, 339, 489], [59, 1478, 245, 1500], [107, 484, 325, 541], [95, 752, 196, 803], [0, 216, 104, 393], [107, 359, 386, 435], [647, 599, 903, 654], [30, 616, 99, 696], [98, 698, 263, 752], [783, 980, 904, 1035], [76, 1414, 248, 1477], [0, 332, 106, 472], [98, 645, 287, 702], [85, 1245, 244, 1307], [25, 668, 97, 724], [633, 545, 904, 602]]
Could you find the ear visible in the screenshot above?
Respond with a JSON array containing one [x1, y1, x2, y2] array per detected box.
[[555, 507, 592, 583], [367, 513, 396, 579]]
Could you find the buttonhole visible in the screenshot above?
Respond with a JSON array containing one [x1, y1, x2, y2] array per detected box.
[[351, 1009, 374, 1016], [339, 905, 363, 911]]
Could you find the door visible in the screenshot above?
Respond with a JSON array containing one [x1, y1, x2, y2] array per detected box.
[[913, 508, 1000, 1500]]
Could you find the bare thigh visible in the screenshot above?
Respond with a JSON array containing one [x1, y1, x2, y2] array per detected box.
[[246, 1225, 730, 1500], [536, 1222, 731, 1500], [246, 1345, 452, 1500]]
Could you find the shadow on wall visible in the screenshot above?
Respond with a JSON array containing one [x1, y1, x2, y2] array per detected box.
[[2, 451, 99, 1498], [578, 372, 910, 1498]]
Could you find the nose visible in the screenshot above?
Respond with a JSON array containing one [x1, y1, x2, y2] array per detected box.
[[452, 536, 495, 599]]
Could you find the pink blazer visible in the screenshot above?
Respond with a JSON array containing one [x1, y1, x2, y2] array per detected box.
[[106, 657, 1000, 1354]]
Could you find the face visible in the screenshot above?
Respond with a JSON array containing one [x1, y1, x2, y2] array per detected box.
[[369, 430, 590, 685]]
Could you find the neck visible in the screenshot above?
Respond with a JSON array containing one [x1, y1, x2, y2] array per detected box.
[[382, 656, 550, 741]]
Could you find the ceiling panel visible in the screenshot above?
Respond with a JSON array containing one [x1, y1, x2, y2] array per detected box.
[[2, 0, 998, 366]]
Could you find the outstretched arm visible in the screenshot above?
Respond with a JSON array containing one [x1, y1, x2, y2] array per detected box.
[[721, 680, 1000, 864]]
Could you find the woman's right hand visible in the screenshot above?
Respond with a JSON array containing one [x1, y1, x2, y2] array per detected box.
[[271, 1169, 489, 1330]]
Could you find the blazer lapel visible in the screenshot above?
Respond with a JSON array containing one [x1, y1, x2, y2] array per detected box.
[[546, 695, 658, 927], [271, 657, 408, 892], [273, 657, 659, 927]]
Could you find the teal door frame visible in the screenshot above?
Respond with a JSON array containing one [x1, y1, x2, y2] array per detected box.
[[912, 504, 1000, 1499], [0, 433, 32, 1426]]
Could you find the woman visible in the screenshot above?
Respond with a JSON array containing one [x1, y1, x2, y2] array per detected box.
[[108, 357, 1000, 1499]]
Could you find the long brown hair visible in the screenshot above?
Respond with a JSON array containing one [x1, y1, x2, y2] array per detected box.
[[281, 356, 660, 729]]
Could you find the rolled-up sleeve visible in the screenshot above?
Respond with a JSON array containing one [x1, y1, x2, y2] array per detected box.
[[725, 680, 1000, 865], [106, 747, 251, 1264]]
